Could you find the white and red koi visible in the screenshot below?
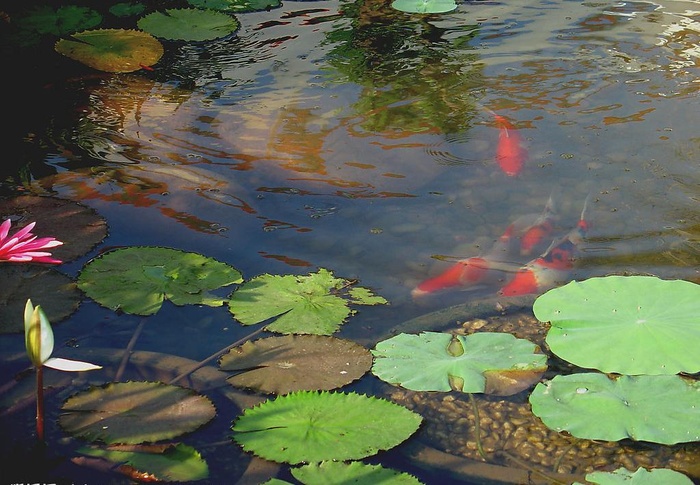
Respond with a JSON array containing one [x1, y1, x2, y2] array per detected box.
[[493, 114, 527, 177], [499, 195, 591, 297], [411, 196, 557, 299]]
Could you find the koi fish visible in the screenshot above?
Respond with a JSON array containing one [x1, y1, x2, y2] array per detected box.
[[494, 114, 527, 177], [411, 196, 557, 299], [499, 195, 591, 297]]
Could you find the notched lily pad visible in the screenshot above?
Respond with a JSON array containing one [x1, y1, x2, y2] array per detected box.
[[372, 331, 547, 395], [56, 28, 164, 72], [219, 334, 372, 394], [77, 443, 209, 482], [231, 391, 422, 464], [0, 195, 107, 263], [292, 461, 423, 485], [187, 0, 282, 14], [78, 246, 242, 315], [575, 467, 694, 484], [0, 265, 80, 333], [228, 268, 387, 335], [529, 373, 700, 445], [391, 0, 457, 14], [60, 381, 216, 444], [533, 276, 700, 375], [137, 8, 240, 41]]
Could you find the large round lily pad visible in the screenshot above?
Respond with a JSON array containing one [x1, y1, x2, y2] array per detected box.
[[533, 276, 700, 375], [137, 8, 240, 41], [371, 331, 547, 395], [60, 381, 216, 444], [232, 391, 422, 464], [529, 373, 700, 445], [55, 28, 164, 72], [78, 246, 242, 315], [0, 195, 107, 263], [219, 334, 372, 394], [0, 265, 81, 333]]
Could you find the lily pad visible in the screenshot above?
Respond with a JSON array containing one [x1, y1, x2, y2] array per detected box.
[[187, 0, 282, 14], [292, 461, 423, 485], [533, 276, 700, 375], [55, 28, 164, 73], [16, 5, 102, 37], [137, 8, 240, 41], [575, 467, 694, 484], [60, 381, 216, 444], [78, 246, 242, 315], [391, 0, 457, 14], [228, 268, 387, 335], [0, 265, 81, 333], [529, 373, 700, 445], [219, 334, 372, 394], [371, 332, 547, 395], [231, 391, 422, 464], [0, 195, 107, 263], [77, 443, 209, 482]]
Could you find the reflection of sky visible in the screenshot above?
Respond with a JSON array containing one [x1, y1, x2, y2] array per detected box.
[[31, 0, 700, 310]]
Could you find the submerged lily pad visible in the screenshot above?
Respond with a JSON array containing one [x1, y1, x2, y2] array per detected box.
[[138, 8, 240, 41], [77, 443, 209, 482], [0, 265, 81, 334], [0, 195, 107, 263], [228, 268, 387, 335], [78, 246, 242, 315], [231, 391, 422, 464], [575, 467, 694, 484], [533, 276, 700, 375], [219, 335, 372, 394], [60, 381, 216, 444], [372, 332, 547, 395], [55, 28, 164, 72], [529, 373, 700, 445], [292, 461, 423, 485], [16, 5, 102, 37]]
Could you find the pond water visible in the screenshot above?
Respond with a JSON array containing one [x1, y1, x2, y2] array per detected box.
[[1, 0, 699, 483]]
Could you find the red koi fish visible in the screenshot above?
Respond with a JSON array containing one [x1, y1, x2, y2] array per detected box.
[[499, 196, 591, 297], [411, 197, 557, 299], [494, 114, 527, 177]]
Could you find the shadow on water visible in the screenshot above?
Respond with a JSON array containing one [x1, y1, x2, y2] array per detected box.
[[2, 0, 700, 483]]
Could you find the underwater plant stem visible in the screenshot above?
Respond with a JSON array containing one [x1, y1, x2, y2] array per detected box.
[[36, 365, 44, 442], [168, 325, 268, 385], [495, 451, 570, 485], [468, 393, 487, 460], [115, 317, 147, 381]]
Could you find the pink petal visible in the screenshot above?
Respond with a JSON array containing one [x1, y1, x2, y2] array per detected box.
[[0, 219, 11, 241]]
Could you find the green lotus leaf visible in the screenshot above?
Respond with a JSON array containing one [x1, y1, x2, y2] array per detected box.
[[60, 381, 216, 444], [78, 246, 242, 315], [16, 5, 102, 37], [292, 460, 423, 485], [372, 332, 547, 395], [109, 2, 147, 17], [228, 268, 387, 335], [219, 334, 372, 394], [575, 466, 694, 485], [137, 8, 240, 41], [55, 29, 164, 73], [187, 0, 282, 14], [529, 373, 700, 445], [77, 443, 209, 482], [231, 391, 422, 464], [533, 276, 700, 375], [391, 0, 457, 14]]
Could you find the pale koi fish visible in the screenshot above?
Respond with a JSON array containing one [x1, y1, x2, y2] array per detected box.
[[411, 196, 557, 299], [499, 195, 591, 297]]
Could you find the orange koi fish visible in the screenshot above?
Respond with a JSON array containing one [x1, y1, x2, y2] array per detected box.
[[493, 114, 527, 177], [411, 196, 557, 299], [499, 195, 591, 297]]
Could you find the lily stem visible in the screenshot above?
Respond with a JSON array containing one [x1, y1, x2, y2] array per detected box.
[[36, 365, 44, 443]]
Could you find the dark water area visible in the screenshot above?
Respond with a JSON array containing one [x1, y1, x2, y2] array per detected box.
[[1, 0, 699, 483]]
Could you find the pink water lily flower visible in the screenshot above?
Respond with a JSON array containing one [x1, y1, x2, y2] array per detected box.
[[0, 219, 63, 264]]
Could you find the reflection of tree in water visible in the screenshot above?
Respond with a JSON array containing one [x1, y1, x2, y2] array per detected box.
[[325, 0, 485, 135]]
